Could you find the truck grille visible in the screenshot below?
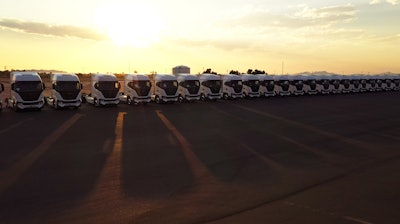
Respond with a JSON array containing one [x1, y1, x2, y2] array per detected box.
[[187, 86, 200, 94], [60, 91, 80, 100], [19, 91, 42, 101], [165, 87, 178, 96], [101, 90, 119, 98]]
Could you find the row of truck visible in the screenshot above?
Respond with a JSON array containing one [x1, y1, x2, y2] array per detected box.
[[0, 71, 399, 111]]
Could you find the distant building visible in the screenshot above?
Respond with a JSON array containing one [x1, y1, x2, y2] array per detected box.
[[172, 65, 190, 75]]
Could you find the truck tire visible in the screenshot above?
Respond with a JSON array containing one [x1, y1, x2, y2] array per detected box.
[[178, 95, 184, 103], [155, 96, 161, 104], [94, 98, 100, 107]]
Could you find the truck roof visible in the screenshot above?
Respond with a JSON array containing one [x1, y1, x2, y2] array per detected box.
[[91, 73, 118, 81], [51, 73, 80, 82], [125, 74, 150, 81], [10, 71, 42, 82], [198, 73, 220, 81], [175, 73, 199, 81]]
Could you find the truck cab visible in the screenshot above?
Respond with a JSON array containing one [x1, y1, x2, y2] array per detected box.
[[220, 74, 243, 100], [391, 75, 400, 91], [6, 71, 45, 111], [339, 75, 351, 94], [198, 73, 222, 101], [150, 74, 178, 103], [315, 75, 330, 95], [289, 75, 305, 96], [241, 74, 260, 98], [85, 74, 120, 106], [46, 73, 82, 109], [350, 75, 361, 93], [302, 75, 318, 95], [329, 75, 342, 94], [0, 82, 4, 111], [120, 74, 152, 105], [257, 74, 276, 97], [175, 73, 200, 102], [274, 75, 291, 96]]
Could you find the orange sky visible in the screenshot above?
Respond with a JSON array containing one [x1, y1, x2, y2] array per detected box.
[[0, 0, 399, 74]]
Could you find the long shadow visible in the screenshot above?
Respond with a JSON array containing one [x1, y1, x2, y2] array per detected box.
[[121, 106, 194, 198], [0, 108, 119, 223]]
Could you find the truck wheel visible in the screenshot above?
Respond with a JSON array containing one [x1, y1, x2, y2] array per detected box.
[[155, 96, 161, 104], [127, 96, 132, 105], [53, 100, 59, 110], [94, 98, 100, 107], [178, 95, 184, 103], [200, 94, 206, 101]]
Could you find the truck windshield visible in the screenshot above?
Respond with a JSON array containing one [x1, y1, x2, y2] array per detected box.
[[55, 81, 80, 92], [226, 80, 242, 88], [180, 80, 200, 88], [158, 81, 178, 89], [128, 80, 151, 89], [202, 80, 221, 93], [97, 81, 120, 90], [14, 81, 43, 92]]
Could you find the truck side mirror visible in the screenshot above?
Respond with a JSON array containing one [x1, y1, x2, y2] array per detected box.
[[42, 83, 46, 90], [94, 83, 99, 89], [118, 83, 121, 89], [52, 83, 56, 89], [11, 83, 15, 91], [0, 83, 4, 92], [80, 83, 83, 90]]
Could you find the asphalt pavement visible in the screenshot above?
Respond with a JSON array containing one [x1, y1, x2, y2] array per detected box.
[[0, 91, 399, 224]]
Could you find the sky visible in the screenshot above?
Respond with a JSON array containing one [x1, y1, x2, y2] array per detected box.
[[0, 0, 399, 74]]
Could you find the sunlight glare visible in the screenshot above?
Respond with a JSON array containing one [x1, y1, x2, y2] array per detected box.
[[94, 1, 163, 48]]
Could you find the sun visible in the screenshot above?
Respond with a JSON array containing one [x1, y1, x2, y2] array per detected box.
[[94, 1, 163, 48]]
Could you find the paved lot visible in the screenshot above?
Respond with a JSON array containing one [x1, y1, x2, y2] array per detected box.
[[0, 92, 400, 224]]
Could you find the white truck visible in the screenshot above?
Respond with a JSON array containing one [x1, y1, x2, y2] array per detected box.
[[315, 75, 331, 94], [85, 74, 120, 106], [45, 73, 82, 109], [349, 75, 361, 93], [6, 71, 45, 111], [220, 74, 243, 100], [339, 75, 351, 94], [175, 73, 200, 102], [274, 75, 291, 96], [302, 75, 318, 95], [150, 74, 178, 103], [198, 73, 222, 101], [241, 74, 261, 98], [391, 75, 400, 91], [329, 75, 342, 94], [0, 82, 4, 111], [257, 74, 276, 97], [119, 74, 152, 105], [289, 75, 305, 96]]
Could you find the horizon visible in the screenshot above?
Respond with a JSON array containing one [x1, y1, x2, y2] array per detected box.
[[1, 0, 399, 74]]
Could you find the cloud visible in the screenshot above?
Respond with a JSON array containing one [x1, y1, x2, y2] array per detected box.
[[221, 4, 357, 30], [369, 0, 399, 5], [0, 18, 108, 41]]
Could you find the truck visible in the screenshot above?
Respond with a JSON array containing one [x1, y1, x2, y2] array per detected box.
[[241, 74, 261, 98], [198, 73, 222, 101], [288, 75, 305, 96], [119, 74, 152, 105], [329, 75, 342, 94], [149, 74, 178, 103], [220, 74, 243, 100], [274, 75, 291, 96], [6, 71, 45, 111], [0, 82, 4, 111], [257, 74, 276, 97], [315, 75, 331, 94], [349, 75, 361, 93], [84, 74, 120, 106], [45, 73, 82, 109], [302, 75, 318, 95], [175, 73, 200, 102]]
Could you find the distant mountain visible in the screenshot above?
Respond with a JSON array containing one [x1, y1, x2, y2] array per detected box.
[[294, 71, 340, 76]]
